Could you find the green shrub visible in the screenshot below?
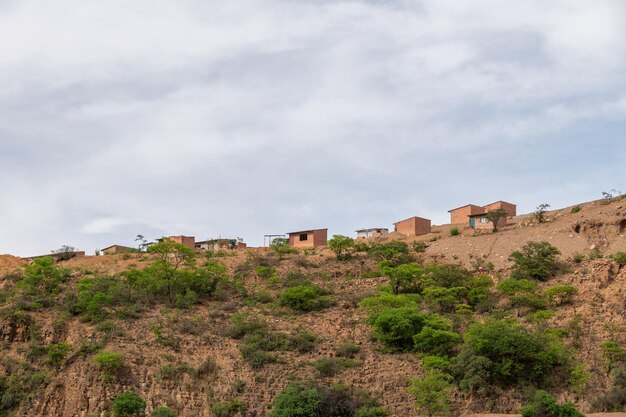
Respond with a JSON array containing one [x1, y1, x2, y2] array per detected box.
[[413, 242, 427, 253], [336, 343, 361, 358], [453, 319, 566, 389], [359, 293, 421, 312], [450, 227, 459, 236], [268, 382, 324, 417], [509, 241, 561, 281], [150, 407, 177, 417], [572, 252, 584, 264], [520, 390, 583, 417], [278, 285, 332, 312], [46, 342, 71, 367], [255, 266, 275, 279], [17, 257, 70, 307], [544, 285, 577, 306], [380, 262, 424, 294], [413, 327, 461, 357], [367, 242, 411, 264], [601, 341, 626, 370], [225, 313, 268, 339], [193, 357, 219, 379], [269, 238, 296, 256], [497, 278, 538, 295], [570, 206, 581, 214], [421, 355, 451, 371], [366, 308, 449, 351], [313, 358, 342, 377], [93, 351, 124, 382], [408, 370, 453, 417], [211, 400, 246, 417], [354, 407, 389, 417], [288, 331, 318, 353], [611, 252, 626, 266], [328, 235, 355, 260], [111, 391, 146, 417]]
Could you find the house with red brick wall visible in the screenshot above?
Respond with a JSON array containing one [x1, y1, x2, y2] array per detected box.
[[448, 204, 485, 225], [156, 235, 196, 249], [101, 244, 136, 255], [393, 216, 431, 236], [448, 201, 517, 229], [288, 229, 328, 247]]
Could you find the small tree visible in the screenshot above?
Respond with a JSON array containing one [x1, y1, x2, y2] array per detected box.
[[269, 237, 294, 257], [150, 407, 176, 417], [111, 391, 146, 417], [94, 351, 124, 382], [328, 235, 355, 260], [509, 241, 561, 281], [135, 234, 148, 252], [534, 204, 550, 223], [520, 390, 583, 417], [51, 245, 77, 261], [486, 208, 507, 232], [408, 370, 453, 417], [147, 241, 195, 270]]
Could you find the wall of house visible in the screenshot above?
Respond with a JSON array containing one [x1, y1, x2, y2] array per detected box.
[[394, 218, 431, 236], [289, 230, 327, 247], [472, 215, 507, 230], [450, 205, 484, 224], [102, 245, 134, 255], [483, 201, 517, 217], [166, 236, 196, 249], [312, 229, 328, 246]]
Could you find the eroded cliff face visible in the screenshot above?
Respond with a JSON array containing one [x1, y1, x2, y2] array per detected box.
[[1, 199, 625, 417]]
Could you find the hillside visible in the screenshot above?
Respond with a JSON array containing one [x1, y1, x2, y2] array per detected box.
[[1, 197, 625, 417]]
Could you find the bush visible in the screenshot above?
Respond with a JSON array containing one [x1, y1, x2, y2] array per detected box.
[[268, 382, 383, 417], [421, 355, 451, 371], [193, 357, 219, 379], [46, 342, 71, 367], [572, 252, 584, 264], [328, 235, 355, 260], [601, 341, 626, 370], [453, 319, 566, 389], [408, 370, 453, 417], [570, 206, 581, 214], [413, 242, 427, 253], [93, 351, 124, 382], [211, 400, 246, 417], [288, 331, 318, 353], [497, 278, 538, 295], [17, 257, 70, 307], [150, 407, 177, 417], [269, 238, 295, 256], [413, 327, 461, 357], [111, 391, 146, 417], [520, 390, 583, 417], [367, 242, 411, 264], [611, 252, 626, 266], [366, 308, 449, 352], [255, 266, 275, 279], [509, 241, 561, 281], [450, 227, 459, 236], [544, 285, 577, 306], [336, 343, 361, 358], [359, 293, 422, 312], [313, 358, 342, 377], [278, 285, 332, 312]]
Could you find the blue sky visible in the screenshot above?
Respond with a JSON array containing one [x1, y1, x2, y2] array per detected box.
[[1, 0, 625, 256]]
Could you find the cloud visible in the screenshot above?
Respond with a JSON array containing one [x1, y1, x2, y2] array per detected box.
[[0, 0, 625, 256]]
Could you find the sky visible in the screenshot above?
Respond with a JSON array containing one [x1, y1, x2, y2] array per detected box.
[[1, 0, 625, 256]]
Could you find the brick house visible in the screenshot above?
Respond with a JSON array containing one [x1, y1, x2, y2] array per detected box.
[[156, 235, 196, 249], [195, 239, 247, 251], [101, 244, 136, 255], [448, 204, 485, 225], [355, 228, 389, 239], [448, 201, 517, 229], [393, 216, 431, 236], [287, 229, 328, 247]]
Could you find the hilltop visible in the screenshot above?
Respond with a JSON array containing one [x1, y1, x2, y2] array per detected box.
[[1, 197, 625, 417]]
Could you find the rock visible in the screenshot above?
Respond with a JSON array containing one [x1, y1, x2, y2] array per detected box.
[[589, 244, 597, 250]]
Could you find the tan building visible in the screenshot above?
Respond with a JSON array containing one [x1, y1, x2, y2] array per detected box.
[[355, 228, 389, 239], [393, 216, 431, 236], [196, 239, 247, 251], [288, 228, 328, 247], [449, 201, 517, 228], [156, 235, 196, 249], [448, 204, 485, 224], [482, 200, 517, 217], [101, 244, 136, 255]]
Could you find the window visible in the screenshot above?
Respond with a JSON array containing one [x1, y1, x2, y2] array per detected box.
[[481, 217, 489, 223], [299, 233, 308, 241]]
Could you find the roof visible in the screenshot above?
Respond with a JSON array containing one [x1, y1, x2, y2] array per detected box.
[[355, 228, 389, 232], [483, 200, 516, 207], [287, 228, 328, 235], [468, 213, 489, 218], [447, 204, 483, 213], [196, 238, 237, 244], [101, 244, 135, 251], [393, 216, 431, 225]]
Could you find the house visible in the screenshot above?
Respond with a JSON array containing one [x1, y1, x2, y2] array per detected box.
[[355, 228, 389, 239], [156, 235, 196, 249], [448, 204, 485, 225], [196, 238, 247, 251], [393, 216, 431, 236], [287, 228, 328, 247], [101, 244, 136, 255], [448, 201, 517, 228]]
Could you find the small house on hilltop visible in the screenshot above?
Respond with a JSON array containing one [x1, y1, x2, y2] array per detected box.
[[101, 244, 136, 255], [355, 228, 389, 239], [287, 228, 328, 247], [393, 216, 431, 236], [448, 201, 517, 229], [196, 238, 246, 251], [156, 235, 196, 249]]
